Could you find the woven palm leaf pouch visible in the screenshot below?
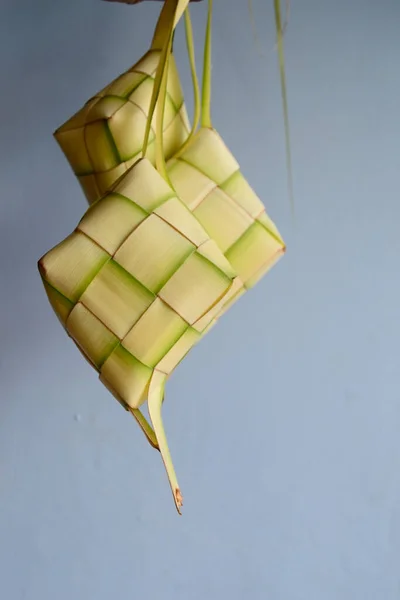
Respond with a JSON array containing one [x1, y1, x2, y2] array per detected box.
[[38, 0, 243, 514], [54, 0, 191, 205], [38, 0, 288, 514], [166, 0, 286, 317]]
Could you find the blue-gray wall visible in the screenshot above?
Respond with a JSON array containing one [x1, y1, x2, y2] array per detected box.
[[1, 1, 399, 598]]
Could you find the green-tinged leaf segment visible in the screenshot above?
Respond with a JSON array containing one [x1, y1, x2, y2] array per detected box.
[[274, 0, 294, 214]]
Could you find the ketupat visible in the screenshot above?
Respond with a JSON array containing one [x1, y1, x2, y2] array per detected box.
[[39, 0, 289, 514], [38, 0, 242, 514], [38, 162, 241, 513], [166, 0, 285, 313], [54, 0, 193, 205]]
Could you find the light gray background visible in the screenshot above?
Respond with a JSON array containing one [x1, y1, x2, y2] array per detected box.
[[1, 1, 399, 598]]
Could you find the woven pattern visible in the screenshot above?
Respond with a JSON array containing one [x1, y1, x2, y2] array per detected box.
[[54, 50, 190, 205], [167, 128, 286, 308], [38, 159, 241, 410]]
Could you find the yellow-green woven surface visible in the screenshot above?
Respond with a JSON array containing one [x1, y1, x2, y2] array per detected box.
[[38, 0, 289, 513], [168, 127, 286, 298], [54, 50, 190, 205], [38, 158, 241, 410]]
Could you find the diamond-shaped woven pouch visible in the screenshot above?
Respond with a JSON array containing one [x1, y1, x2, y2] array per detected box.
[[167, 127, 285, 311], [38, 0, 287, 513], [39, 157, 240, 403], [161, 1, 286, 315], [38, 156, 241, 511], [54, 50, 190, 205]]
